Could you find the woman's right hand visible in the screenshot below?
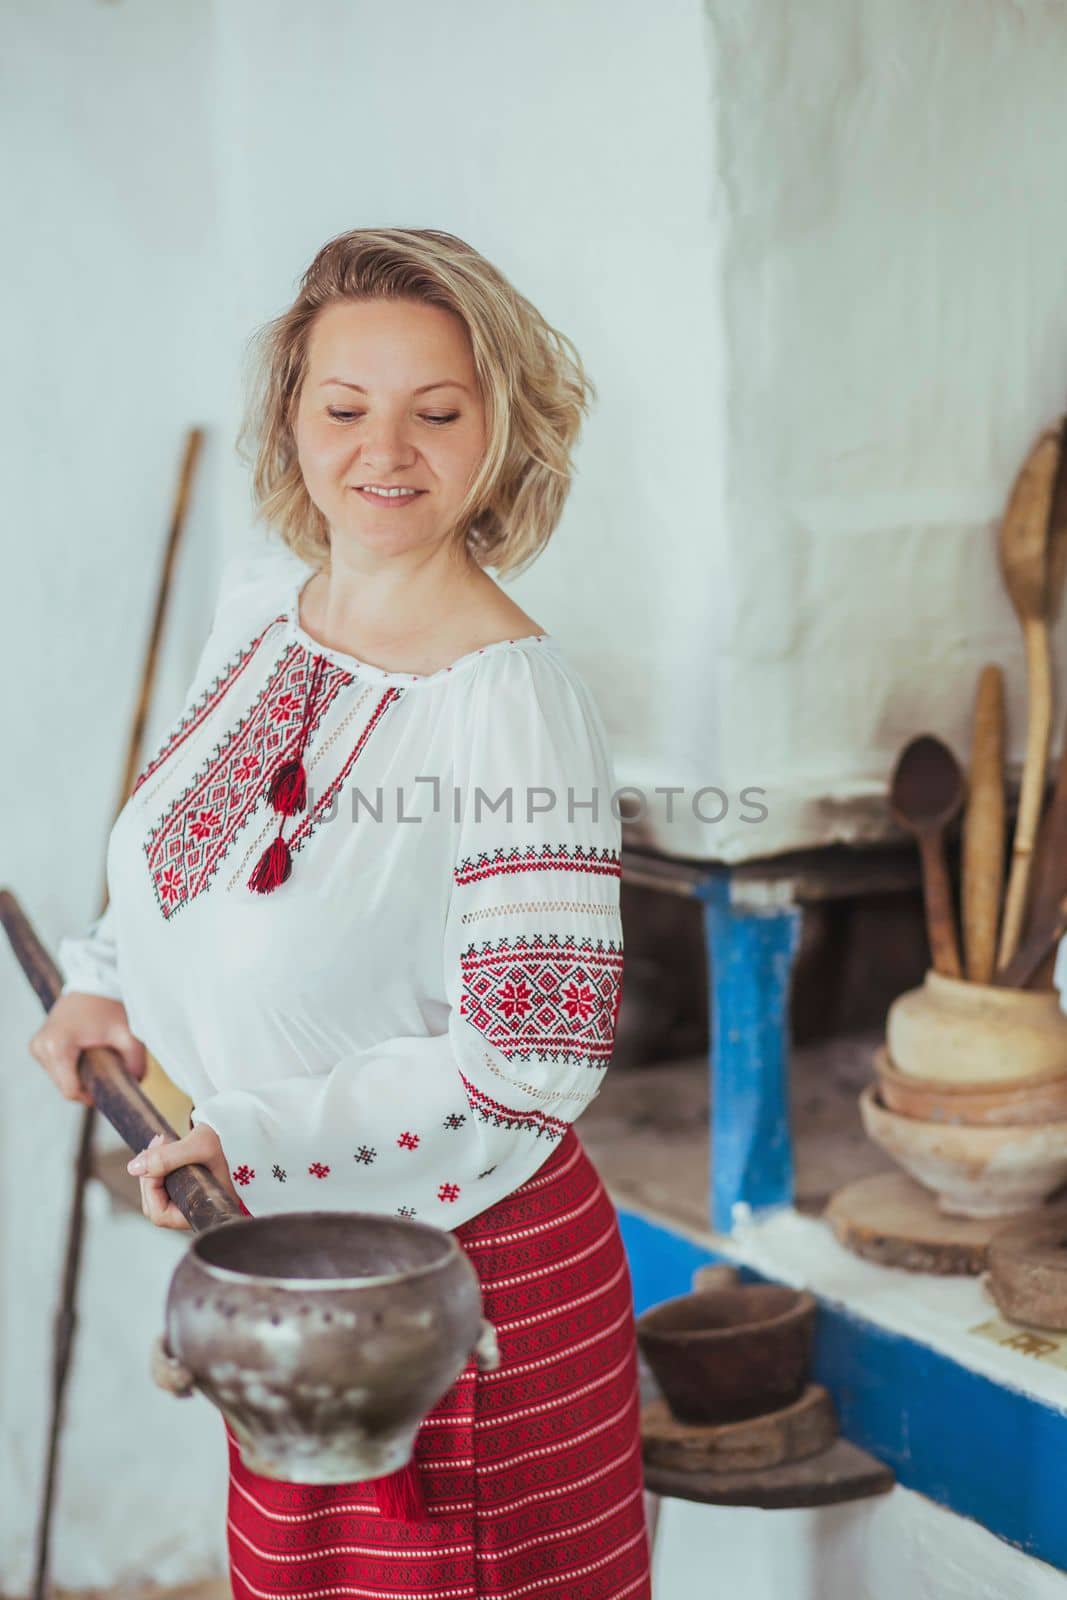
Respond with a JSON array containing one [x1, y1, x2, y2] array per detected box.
[[28, 993, 148, 1107]]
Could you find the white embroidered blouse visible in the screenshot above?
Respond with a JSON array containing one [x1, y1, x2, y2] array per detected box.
[[56, 540, 624, 1229]]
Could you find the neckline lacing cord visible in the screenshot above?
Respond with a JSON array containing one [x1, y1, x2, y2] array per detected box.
[[247, 652, 328, 894]]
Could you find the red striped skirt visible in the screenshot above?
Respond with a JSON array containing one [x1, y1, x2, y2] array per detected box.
[[225, 1126, 652, 1598]]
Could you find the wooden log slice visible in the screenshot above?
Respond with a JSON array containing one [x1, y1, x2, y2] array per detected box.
[[641, 1383, 837, 1475], [987, 1206, 1067, 1330], [643, 1438, 895, 1510], [826, 1171, 1003, 1275]]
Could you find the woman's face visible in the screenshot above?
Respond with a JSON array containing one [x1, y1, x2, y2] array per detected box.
[[294, 297, 488, 563]]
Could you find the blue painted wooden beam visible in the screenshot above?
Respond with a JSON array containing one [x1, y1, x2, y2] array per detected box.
[[700, 874, 802, 1231], [619, 1207, 1067, 1573]]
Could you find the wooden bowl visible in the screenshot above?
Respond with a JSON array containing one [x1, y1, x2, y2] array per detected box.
[[635, 1285, 816, 1425], [874, 1047, 1067, 1126], [859, 1083, 1067, 1218]]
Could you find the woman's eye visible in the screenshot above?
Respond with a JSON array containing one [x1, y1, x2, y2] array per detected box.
[[325, 409, 459, 425]]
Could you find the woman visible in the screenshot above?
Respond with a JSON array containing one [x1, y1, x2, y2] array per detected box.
[[31, 228, 652, 1599]]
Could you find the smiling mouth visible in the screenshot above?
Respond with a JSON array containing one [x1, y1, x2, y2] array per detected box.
[[354, 485, 427, 499]]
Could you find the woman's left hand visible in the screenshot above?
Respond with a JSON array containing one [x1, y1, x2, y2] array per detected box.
[[127, 1124, 242, 1230]]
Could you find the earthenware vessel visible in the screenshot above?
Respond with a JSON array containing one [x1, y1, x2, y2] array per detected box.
[[874, 1046, 1067, 1126], [886, 969, 1067, 1084], [859, 1083, 1067, 1218], [636, 1285, 816, 1425]]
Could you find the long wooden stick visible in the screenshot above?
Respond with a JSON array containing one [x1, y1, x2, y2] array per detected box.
[[1, 890, 237, 1228], [962, 665, 1006, 983], [30, 427, 203, 1600]]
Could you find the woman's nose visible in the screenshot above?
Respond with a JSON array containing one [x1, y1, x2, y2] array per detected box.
[[356, 418, 415, 468]]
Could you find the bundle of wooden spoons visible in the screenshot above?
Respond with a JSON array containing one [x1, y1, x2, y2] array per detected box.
[[857, 418, 1067, 1224], [889, 415, 1067, 994]]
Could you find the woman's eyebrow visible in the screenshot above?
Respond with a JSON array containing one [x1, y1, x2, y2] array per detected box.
[[319, 378, 471, 395]]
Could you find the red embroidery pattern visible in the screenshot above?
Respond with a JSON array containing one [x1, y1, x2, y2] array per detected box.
[[308, 1162, 330, 1179], [454, 842, 621, 888], [142, 646, 399, 919], [437, 1182, 461, 1203], [232, 1165, 255, 1186], [132, 614, 286, 797], [143, 643, 349, 916], [396, 1131, 420, 1150], [284, 686, 402, 861], [460, 933, 623, 1065], [461, 1071, 570, 1141]]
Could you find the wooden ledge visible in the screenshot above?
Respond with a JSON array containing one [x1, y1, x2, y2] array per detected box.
[[643, 1435, 895, 1510]]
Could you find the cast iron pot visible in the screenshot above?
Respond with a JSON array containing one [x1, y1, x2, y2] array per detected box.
[[158, 1209, 499, 1483]]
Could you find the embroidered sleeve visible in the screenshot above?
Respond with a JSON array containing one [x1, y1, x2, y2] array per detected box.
[[189, 646, 624, 1228]]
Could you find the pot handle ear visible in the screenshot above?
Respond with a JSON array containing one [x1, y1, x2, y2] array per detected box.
[[150, 1333, 196, 1398], [474, 1318, 501, 1372]]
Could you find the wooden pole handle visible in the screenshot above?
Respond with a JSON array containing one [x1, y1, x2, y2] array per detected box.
[[997, 893, 1067, 990], [998, 617, 1053, 969], [1, 888, 241, 1234], [961, 665, 1006, 983], [918, 832, 962, 977]]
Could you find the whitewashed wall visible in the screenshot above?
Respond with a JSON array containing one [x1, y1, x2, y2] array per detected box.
[[693, 0, 1067, 862], [654, 1484, 1067, 1599], [4, 0, 1067, 1589], [2, 0, 230, 1588]]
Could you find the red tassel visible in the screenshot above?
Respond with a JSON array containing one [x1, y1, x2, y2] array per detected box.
[[268, 757, 307, 815], [373, 1458, 427, 1522], [247, 836, 292, 894]]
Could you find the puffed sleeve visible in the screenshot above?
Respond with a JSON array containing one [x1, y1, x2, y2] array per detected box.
[[57, 541, 313, 1003], [58, 903, 124, 1001], [188, 645, 625, 1228]]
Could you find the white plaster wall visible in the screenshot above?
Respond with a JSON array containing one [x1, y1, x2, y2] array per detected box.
[[653, 1484, 1067, 1599], [694, 0, 1067, 862], [1, 0, 231, 1588]]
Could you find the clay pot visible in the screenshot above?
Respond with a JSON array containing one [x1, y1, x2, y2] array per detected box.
[[858, 1083, 1067, 1218], [886, 969, 1067, 1084], [161, 1211, 497, 1484], [635, 1285, 816, 1425], [874, 1046, 1067, 1126]]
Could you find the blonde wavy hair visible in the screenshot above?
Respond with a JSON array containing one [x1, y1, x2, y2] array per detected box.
[[236, 228, 596, 579]]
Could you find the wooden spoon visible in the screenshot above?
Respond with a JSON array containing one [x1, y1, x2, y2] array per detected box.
[[890, 735, 966, 977], [961, 665, 1006, 984], [996, 425, 1062, 970], [1019, 413, 1067, 988], [1044, 413, 1067, 626]]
